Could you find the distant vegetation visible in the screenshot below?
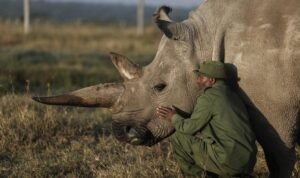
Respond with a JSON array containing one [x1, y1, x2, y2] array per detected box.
[[0, 21, 161, 95], [0, 0, 192, 25]]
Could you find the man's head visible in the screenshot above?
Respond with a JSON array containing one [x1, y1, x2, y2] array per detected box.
[[194, 61, 227, 89]]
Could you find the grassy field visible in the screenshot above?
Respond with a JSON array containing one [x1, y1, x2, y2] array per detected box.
[[0, 21, 299, 177], [0, 20, 160, 95]]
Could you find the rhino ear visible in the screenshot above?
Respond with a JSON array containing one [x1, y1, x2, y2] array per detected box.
[[109, 52, 142, 80], [153, 6, 192, 41]]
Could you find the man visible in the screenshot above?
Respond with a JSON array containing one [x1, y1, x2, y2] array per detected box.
[[157, 61, 257, 177]]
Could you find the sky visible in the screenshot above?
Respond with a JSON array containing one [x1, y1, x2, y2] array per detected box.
[[47, 0, 201, 8]]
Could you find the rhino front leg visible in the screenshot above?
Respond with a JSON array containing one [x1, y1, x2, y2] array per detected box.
[[248, 106, 297, 178]]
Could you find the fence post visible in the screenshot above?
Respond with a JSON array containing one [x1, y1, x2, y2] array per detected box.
[[24, 0, 30, 34], [137, 0, 144, 36]]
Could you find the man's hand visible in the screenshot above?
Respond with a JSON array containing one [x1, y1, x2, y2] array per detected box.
[[156, 106, 176, 122]]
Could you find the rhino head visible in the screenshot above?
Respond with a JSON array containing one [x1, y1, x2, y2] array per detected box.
[[33, 7, 203, 146]]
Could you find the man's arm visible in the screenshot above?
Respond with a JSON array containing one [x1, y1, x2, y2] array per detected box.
[[157, 94, 213, 135], [173, 106, 192, 118]]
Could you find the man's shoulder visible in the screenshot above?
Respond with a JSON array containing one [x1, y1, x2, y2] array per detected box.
[[196, 87, 219, 103], [201, 85, 224, 96], [197, 86, 213, 98], [198, 84, 230, 104]]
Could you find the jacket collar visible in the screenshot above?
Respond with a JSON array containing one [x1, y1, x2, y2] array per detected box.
[[212, 80, 226, 88], [197, 80, 226, 96]]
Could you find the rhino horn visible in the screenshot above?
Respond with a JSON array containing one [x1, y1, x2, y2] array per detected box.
[[153, 6, 192, 41], [109, 52, 142, 80], [32, 83, 124, 108]]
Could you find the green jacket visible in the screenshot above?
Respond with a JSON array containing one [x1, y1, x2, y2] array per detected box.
[[171, 81, 257, 176]]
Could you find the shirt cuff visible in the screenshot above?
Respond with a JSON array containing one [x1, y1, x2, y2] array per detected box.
[[171, 114, 184, 126]]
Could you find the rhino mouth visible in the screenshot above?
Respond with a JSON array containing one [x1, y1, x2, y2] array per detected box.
[[112, 122, 158, 146]]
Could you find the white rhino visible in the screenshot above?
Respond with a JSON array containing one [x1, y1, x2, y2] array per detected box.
[[33, 0, 300, 177]]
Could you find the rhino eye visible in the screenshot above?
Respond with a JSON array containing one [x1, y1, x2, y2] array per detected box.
[[153, 83, 167, 92]]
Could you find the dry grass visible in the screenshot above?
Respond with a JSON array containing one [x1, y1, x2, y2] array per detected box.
[[0, 95, 299, 178], [0, 20, 161, 94], [0, 94, 181, 178], [0, 20, 161, 56]]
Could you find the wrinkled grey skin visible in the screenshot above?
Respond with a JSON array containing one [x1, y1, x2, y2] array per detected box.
[[33, 0, 299, 177]]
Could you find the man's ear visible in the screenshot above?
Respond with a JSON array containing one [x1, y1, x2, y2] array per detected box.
[[210, 78, 217, 85]]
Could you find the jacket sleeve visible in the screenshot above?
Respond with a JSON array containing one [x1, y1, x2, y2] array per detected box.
[[171, 94, 213, 135]]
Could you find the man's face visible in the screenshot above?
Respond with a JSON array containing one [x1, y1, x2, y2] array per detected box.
[[196, 75, 215, 89]]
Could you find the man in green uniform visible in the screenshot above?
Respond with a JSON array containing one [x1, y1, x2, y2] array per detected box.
[[157, 61, 257, 177]]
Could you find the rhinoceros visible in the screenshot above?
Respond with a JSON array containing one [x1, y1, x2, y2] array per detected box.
[[33, 0, 299, 177]]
